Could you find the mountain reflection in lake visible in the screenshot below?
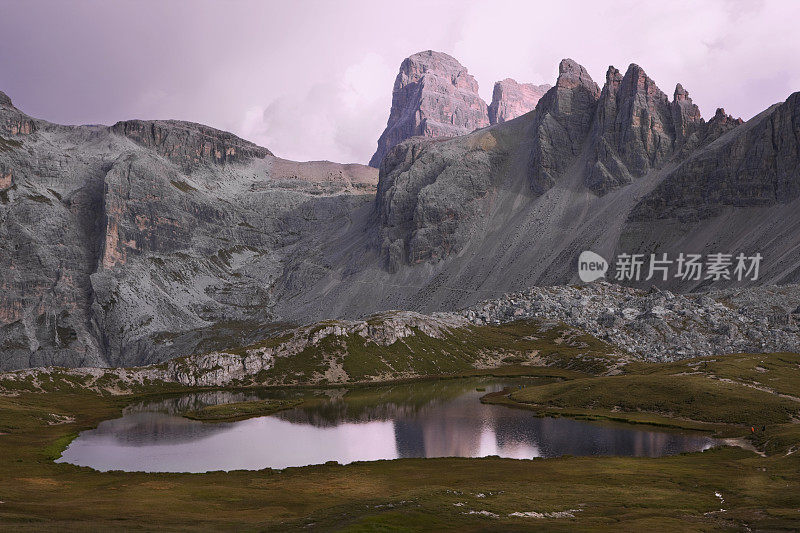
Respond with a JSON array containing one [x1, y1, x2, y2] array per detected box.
[[57, 379, 718, 472]]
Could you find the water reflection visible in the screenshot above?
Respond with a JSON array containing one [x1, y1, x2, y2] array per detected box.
[[57, 379, 718, 472]]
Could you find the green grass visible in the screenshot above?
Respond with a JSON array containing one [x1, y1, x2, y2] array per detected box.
[[475, 352, 800, 457], [241, 319, 618, 386], [184, 398, 303, 422], [170, 179, 197, 192], [0, 318, 615, 394], [629, 352, 800, 397], [508, 373, 799, 426], [0, 385, 798, 531], [0, 136, 22, 151]]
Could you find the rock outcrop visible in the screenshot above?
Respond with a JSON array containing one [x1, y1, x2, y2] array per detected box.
[[464, 282, 800, 361], [630, 94, 797, 222], [0, 100, 378, 370], [521, 60, 743, 196], [368, 58, 799, 299], [375, 130, 499, 271], [671, 83, 703, 149], [0, 93, 36, 137], [527, 59, 601, 194], [368, 50, 490, 168], [111, 120, 272, 172], [488, 78, 550, 124], [584, 64, 678, 194], [4, 281, 800, 389]]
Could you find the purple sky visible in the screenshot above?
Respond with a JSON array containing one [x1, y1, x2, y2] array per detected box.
[[1, 0, 799, 165]]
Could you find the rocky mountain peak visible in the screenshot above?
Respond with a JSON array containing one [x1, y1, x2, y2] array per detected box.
[[487, 78, 551, 124], [369, 50, 489, 168], [618, 63, 668, 102], [711, 107, 743, 124], [671, 83, 703, 148], [4, 59, 800, 372], [584, 63, 677, 194], [556, 59, 600, 95], [703, 107, 744, 140], [673, 82, 689, 101], [398, 50, 480, 93], [526, 59, 600, 194], [603, 66, 623, 95], [0, 92, 37, 137]]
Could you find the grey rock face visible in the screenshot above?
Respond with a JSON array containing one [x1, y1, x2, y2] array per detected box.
[[110, 120, 272, 172], [368, 50, 490, 168], [375, 133, 498, 270], [0, 102, 378, 370], [0, 91, 12, 107], [527, 59, 601, 194], [585, 64, 677, 194], [0, 98, 36, 136], [0, 310, 472, 389], [463, 282, 800, 361], [5, 281, 800, 389], [703, 107, 745, 141], [671, 83, 703, 149], [630, 93, 798, 222], [369, 59, 800, 300], [488, 78, 550, 124]]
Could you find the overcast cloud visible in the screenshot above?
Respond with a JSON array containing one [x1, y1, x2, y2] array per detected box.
[[1, 0, 798, 164]]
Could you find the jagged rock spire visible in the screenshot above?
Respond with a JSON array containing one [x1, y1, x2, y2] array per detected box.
[[488, 78, 550, 124], [585, 63, 681, 194], [369, 50, 489, 168], [671, 83, 703, 148], [527, 59, 600, 194]]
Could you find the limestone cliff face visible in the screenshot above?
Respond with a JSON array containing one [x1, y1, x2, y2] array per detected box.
[[630, 92, 800, 222], [368, 51, 490, 168], [110, 120, 272, 172], [0, 100, 378, 370], [371, 58, 799, 295], [527, 59, 600, 194], [585, 64, 679, 194], [0, 94, 37, 137], [375, 131, 499, 271], [372, 58, 599, 270], [488, 78, 550, 124], [671, 83, 704, 149], [522, 60, 742, 197]]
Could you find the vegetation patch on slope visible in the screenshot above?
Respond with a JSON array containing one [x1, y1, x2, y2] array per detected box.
[[483, 352, 800, 453], [251, 318, 620, 387], [509, 373, 798, 425], [0, 136, 22, 151]]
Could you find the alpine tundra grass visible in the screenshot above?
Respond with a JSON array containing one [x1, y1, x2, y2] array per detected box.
[[0, 350, 798, 530]]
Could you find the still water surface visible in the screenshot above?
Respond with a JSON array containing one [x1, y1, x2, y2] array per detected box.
[[57, 379, 718, 472]]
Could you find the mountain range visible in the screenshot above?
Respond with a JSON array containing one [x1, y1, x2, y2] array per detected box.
[[1, 51, 799, 370]]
